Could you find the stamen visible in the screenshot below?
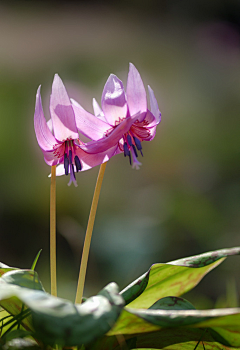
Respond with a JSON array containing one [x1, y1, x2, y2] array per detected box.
[[69, 150, 73, 164], [127, 134, 132, 146], [133, 136, 143, 156], [64, 153, 69, 175], [124, 142, 130, 157], [75, 155, 82, 172], [129, 152, 132, 165], [132, 144, 138, 158]]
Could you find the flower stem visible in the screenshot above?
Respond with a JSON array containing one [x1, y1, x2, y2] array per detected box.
[[50, 165, 57, 296], [75, 162, 107, 304]]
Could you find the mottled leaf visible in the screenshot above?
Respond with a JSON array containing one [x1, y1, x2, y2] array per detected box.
[[120, 270, 150, 305], [149, 296, 196, 311], [168, 246, 240, 267], [0, 281, 124, 347], [0, 263, 18, 277], [126, 246, 240, 309], [91, 328, 239, 350]]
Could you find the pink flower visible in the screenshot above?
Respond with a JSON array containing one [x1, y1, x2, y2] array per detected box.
[[34, 74, 123, 186], [72, 63, 161, 169]]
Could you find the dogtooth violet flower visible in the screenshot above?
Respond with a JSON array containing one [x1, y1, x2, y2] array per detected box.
[[71, 63, 161, 169], [34, 74, 136, 186]]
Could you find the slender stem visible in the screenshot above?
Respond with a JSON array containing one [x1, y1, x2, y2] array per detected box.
[[75, 162, 107, 304], [50, 165, 57, 296]]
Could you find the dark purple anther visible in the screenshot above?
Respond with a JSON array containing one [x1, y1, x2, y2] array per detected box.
[[69, 150, 73, 164], [124, 142, 130, 157], [75, 155, 82, 172], [133, 136, 143, 156], [129, 152, 132, 165], [132, 144, 138, 157], [127, 134, 132, 146], [64, 153, 69, 175]]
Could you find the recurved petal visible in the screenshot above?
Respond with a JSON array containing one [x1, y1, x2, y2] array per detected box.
[[101, 74, 127, 126], [148, 85, 161, 124], [81, 113, 144, 154], [42, 148, 63, 166], [50, 74, 79, 141], [126, 63, 147, 120], [34, 86, 57, 151], [72, 103, 110, 141]]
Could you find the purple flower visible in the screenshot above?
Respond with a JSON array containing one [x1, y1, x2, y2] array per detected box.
[[34, 74, 119, 186], [72, 63, 161, 169]]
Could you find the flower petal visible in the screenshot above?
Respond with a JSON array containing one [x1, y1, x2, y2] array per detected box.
[[93, 98, 104, 117], [55, 146, 117, 175], [101, 74, 127, 126], [126, 63, 147, 119], [81, 112, 144, 154], [50, 74, 79, 141], [34, 86, 57, 151], [70, 98, 84, 110], [72, 103, 110, 141], [148, 85, 161, 124]]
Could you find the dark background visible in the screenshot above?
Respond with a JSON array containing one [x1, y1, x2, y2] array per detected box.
[[0, 0, 240, 307]]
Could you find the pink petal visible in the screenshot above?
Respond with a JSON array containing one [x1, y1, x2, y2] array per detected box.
[[148, 85, 161, 124], [145, 124, 157, 141], [93, 98, 107, 122], [50, 74, 79, 142], [126, 63, 147, 120], [76, 146, 117, 171], [101, 74, 127, 126], [72, 103, 110, 141], [93, 98, 103, 117], [71, 98, 84, 110], [144, 109, 159, 128], [34, 86, 57, 151], [81, 112, 144, 154], [55, 146, 117, 175], [47, 119, 53, 133]]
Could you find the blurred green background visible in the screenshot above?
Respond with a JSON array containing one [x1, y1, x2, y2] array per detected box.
[[0, 0, 240, 308]]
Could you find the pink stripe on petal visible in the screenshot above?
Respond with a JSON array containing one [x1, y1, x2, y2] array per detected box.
[[50, 74, 79, 141], [34, 86, 57, 151], [101, 74, 127, 126], [126, 63, 147, 117]]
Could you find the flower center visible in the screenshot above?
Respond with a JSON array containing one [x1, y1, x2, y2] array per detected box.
[[123, 133, 143, 166], [63, 140, 82, 179]]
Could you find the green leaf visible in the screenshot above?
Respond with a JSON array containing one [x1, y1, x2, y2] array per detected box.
[[1, 270, 44, 291], [0, 263, 18, 278], [90, 328, 240, 350], [105, 247, 240, 349], [124, 246, 240, 309], [0, 270, 44, 333], [120, 270, 150, 305], [149, 296, 196, 311], [30, 250, 42, 271], [0, 281, 125, 347], [168, 246, 240, 267], [2, 337, 40, 350]]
